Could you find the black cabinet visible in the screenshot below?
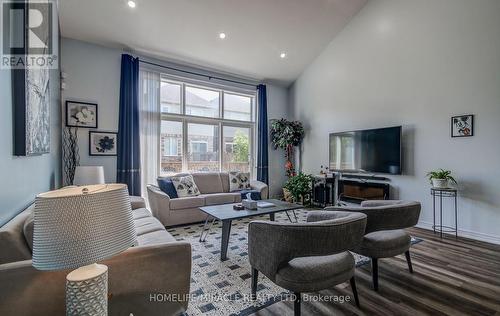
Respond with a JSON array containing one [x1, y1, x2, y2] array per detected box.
[[311, 175, 335, 208]]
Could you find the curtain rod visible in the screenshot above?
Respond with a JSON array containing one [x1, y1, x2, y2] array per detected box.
[[139, 59, 259, 88]]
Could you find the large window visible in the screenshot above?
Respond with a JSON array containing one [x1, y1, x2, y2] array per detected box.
[[160, 81, 181, 114], [185, 86, 219, 118], [159, 77, 255, 175], [223, 126, 251, 173], [188, 123, 219, 172], [161, 120, 183, 174], [224, 93, 253, 121]]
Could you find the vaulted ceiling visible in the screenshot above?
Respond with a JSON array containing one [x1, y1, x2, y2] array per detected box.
[[59, 0, 367, 86]]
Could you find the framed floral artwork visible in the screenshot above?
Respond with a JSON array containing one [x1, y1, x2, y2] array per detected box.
[[66, 101, 98, 128], [89, 131, 117, 156]]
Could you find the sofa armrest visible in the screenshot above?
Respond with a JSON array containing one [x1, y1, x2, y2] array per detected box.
[[130, 195, 146, 209], [0, 242, 192, 316], [147, 185, 172, 224], [250, 180, 269, 199], [105, 242, 192, 315]]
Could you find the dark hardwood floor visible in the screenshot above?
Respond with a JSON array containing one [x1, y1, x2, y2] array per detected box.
[[251, 228, 500, 316]]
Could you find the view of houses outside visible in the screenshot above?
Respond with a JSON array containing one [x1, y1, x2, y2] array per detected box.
[[160, 80, 252, 174]]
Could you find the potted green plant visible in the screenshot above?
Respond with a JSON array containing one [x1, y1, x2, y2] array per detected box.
[[283, 173, 313, 204], [270, 119, 305, 177], [427, 169, 457, 188]]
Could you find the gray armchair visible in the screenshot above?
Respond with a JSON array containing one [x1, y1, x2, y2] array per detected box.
[[248, 211, 367, 316], [326, 200, 421, 291]]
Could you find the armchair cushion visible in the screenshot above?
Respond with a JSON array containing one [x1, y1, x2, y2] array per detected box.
[[157, 178, 178, 199], [276, 251, 355, 292], [360, 229, 411, 258]]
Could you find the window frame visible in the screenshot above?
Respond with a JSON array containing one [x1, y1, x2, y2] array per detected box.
[[162, 137, 180, 157], [159, 76, 256, 177], [184, 84, 221, 118], [159, 118, 184, 175], [160, 79, 183, 115], [221, 124, 253, 173], [222, 90, 254, 122]]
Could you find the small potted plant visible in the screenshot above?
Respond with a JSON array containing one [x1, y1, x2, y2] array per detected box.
[[283, 173, 313, 204], [427, 169, 457, 188]]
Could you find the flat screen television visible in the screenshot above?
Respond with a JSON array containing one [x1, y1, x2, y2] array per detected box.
[[329, 126, 402, 175]]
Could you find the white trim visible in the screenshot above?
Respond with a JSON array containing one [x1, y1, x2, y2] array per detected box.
[[417, 220, 500, 245], [154, 67, 258, 95]]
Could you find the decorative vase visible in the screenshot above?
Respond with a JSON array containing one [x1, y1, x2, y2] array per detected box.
[[432, 179, 449, 188]]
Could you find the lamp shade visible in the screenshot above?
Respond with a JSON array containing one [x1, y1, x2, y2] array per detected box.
[[32, 184, 136, 271], [73, 166, 105, 185]]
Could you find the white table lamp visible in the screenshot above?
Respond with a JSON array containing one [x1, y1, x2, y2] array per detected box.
[[73, 166, 105, 185], [32, 184, 136, 315]]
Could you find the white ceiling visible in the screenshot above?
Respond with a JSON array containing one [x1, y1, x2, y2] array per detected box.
[[59, 0, 367, 86]]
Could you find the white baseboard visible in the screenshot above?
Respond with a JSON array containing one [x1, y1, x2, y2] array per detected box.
[[417, 220, 500, 245]]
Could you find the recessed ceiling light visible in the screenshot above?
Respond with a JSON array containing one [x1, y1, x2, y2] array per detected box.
[[219, 32, 226, 39], [127, 0, 136, 8], [280, 52, 287, 59]]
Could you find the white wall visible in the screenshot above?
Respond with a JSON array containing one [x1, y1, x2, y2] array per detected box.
[[0, 36, 61, 227], [61, 38, 121, 183], [289, 0, 500, 243], [61, 38, 290, 193], [267, 85, 290, 198]]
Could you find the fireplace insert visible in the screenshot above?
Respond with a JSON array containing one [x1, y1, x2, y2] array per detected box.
[[338, 179, 390, 204]]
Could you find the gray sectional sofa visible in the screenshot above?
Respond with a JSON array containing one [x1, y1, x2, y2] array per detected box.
[[0, 196, 191, 316], [147, 172, 269, 227]]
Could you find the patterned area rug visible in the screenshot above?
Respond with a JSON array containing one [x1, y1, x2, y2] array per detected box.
[[166, 209, 421, 316]]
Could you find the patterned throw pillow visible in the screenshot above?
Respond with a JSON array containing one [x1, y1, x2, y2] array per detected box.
[[229, 172, 251, 192], [171, 175, 200, 198], [157, 177, 178, 198]]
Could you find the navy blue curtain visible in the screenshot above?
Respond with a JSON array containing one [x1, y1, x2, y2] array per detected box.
[[117, 54, 141, 196], [256, 84, 269, 184]]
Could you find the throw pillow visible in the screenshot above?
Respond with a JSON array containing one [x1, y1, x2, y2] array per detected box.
[[171, 175, 200, 198], [229, 172, 251, 192], [239, 189, 261, 200], [157, 178, 178, 199]]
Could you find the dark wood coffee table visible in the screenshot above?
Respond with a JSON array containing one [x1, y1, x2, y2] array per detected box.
[[198, 199, 302, 260]]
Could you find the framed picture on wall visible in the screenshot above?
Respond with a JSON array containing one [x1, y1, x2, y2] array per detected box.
[[89, 131, 117, 156], [66, 101, 98, 128], [451, 114, 474, 137], [13, 66, 50, 156], [11, 0, 52, 156]]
